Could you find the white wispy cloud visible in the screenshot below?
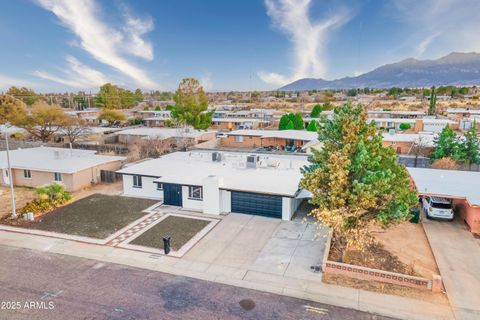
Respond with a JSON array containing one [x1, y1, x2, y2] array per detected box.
[[33, 55, 110, 89], [0, 75, 34, 91], [35, 0, 157, 89], [258, 0, 351, 87], [394, 0, 480, 56], [200, 72, 213, 91]]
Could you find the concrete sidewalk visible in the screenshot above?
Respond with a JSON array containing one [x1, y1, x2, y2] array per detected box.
[[0, 226, 454, 320], [423, 217, 480, 320]]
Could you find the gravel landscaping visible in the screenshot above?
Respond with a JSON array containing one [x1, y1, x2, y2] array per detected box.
[[130, 215, 211, 251], [14, 194, 158, 239]]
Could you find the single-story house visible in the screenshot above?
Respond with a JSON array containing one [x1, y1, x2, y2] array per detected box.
[[117, 151, 310, 220], [220, 129, 318, 152], [368, 110, 425, 119], [382, 132, 435, 154], [210, 118, 271, 131], [139, 110, 172, 127], [408, 167, 480, 233], [114, 128, 217, 145], [0, 147, 125, 192], [370, 118, 457, 133]]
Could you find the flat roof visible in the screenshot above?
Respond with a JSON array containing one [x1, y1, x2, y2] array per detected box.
[[118, 151, 309, 197], [0, 147, 125, 174], [382, 133, 435, 146], [115, 128, 216, 139], [446, 108, 480, 114], [368, 110, 425, 115], [227, 129, 318, 141], [408, 167, 480, 206], [211, 118, 268, 123]]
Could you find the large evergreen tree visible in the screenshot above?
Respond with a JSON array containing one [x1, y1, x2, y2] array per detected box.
[[310, 104, 322, 118], [431, 125, 460, 160], [458, 122, 480, 169], [171, 78, 212, 130], [300, 104, 417, 249]]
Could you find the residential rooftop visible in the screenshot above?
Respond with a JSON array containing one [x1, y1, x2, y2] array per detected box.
[[114, 128, 216, 139], [382, 132, 435, 146], [408, 167, 480, 206], [118, 151, 309, 197], [226, 129, 318, 141], [0, 147, 125, 174]]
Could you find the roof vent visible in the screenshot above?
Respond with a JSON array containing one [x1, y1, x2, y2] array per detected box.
[[246, 155, 259, 168], [212, 152, 223, 162]]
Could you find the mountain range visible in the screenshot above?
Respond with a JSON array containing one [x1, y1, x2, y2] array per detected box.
[[279, 52, 480, 91]]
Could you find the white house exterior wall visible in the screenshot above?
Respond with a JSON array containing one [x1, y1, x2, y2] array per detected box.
[[122, 175, 163, 200], [181, 186, 204, 211], [282, 197, 303, 220]]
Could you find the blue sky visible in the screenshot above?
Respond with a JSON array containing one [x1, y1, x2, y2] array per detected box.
[[0, 0, 479, 92]]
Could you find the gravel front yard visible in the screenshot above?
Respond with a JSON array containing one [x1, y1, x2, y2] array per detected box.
[[130, 215, 211, 251], [14, 194, 158, 239]]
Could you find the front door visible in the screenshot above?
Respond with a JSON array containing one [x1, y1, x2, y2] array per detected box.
[[2, 169, 10, 186], [163, 183, 183, 206]]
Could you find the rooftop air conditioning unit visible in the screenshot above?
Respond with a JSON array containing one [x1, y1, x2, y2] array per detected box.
[[212, 152, 223, 162], [246, 155, 259, 168]]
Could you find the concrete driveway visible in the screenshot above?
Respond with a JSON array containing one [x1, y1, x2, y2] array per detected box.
[[423, 216, 480, 320], [183, 211, 328, 284]]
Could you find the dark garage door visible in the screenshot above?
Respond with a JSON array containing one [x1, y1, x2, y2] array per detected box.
[[231, 191, 282, 218]]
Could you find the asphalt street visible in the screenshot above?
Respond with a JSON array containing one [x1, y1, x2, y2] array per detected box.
[[0, 245, 394, 320]]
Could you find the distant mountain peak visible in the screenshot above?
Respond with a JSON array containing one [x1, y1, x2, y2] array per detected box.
[[279, 52, 480, 91]]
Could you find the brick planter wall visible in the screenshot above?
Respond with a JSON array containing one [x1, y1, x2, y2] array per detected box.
[[321, 230, 442, 292]]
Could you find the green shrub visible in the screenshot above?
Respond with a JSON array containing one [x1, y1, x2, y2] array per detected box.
[[20, 183, 72, 215], [399, 123, 411, 131], [155, 106, 161, 111]]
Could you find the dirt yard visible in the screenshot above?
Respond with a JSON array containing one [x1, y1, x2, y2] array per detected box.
[[371, 221, 440, 279], [0, 186, 36, 219]]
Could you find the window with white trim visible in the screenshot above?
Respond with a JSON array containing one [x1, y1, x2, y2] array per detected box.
[[157, 183, 163, 190], [234, 136, 243, 142], [24, 170, 31, 179], [54, 172, 62, 182], [133, 175, 142, 188], [188, 186, 203, 200]]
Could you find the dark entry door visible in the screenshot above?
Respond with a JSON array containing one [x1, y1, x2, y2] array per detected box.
[[231, 191, 282, 218], [163, 183, 183, 206]]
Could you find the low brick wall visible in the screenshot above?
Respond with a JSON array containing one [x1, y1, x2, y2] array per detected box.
[[321, 230, 442, 292]]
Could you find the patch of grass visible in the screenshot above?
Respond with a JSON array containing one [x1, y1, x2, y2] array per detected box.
[[130, 215, 211, 251], [17, 194, 158, 239]]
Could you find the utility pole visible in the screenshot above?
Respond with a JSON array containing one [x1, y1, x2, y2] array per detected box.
[[4, 128, 17, 219]]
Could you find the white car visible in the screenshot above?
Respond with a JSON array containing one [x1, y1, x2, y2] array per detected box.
[[423, 196, 454, 220]]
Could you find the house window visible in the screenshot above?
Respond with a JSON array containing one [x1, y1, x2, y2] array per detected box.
[[188, 186, 203, 200], [157, 183, 163, 190], [54, 172, 62, 182], [24, 170, 31, 179], [133, 175, 142, 188], [234, 136, 244, 142]]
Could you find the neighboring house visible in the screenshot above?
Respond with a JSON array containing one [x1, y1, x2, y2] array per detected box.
[[408, 168, 480, 233], [220, 129, 318, 152], [210, 118, 270, 131], [114, 128, 217, 145], [446, 108, 480, 121], [370, 118, 457, 133], [139, 110, 172, 127], [382, 132, 435, 155], [117, 151, 310, 220], [367, 110, 425, 119], [64, 108, 100, 125], [0, 147, 125, 192]]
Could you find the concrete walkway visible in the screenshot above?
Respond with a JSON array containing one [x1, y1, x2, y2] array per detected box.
[[0, 212, 454, 320], [423, 217, 480, 320]]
